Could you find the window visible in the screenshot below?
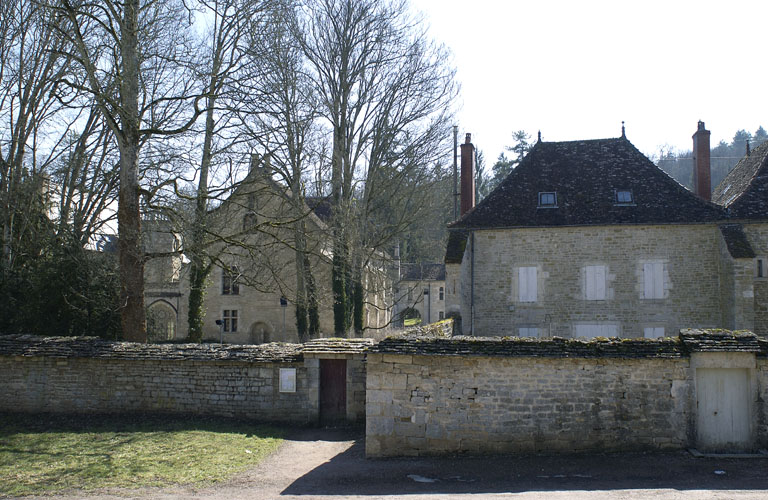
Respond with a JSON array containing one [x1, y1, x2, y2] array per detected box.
[[518, 327, 540, 338], [574, 323, 619, 338], [279, 368, 296, 393], [423, 287, 429, 296], [644, 327, 665, 339], [439, 287, 444, 300], [615, 189, 634, 204], [223, 309, 238, 332], [243, 212, 257, 230], [538, 192, 557, 207], [757, 258, 765, 279], [222, 266, 240, 295], [584, 265, 606, 300], [518, 266, 537, 302], [438, 311, 444, 320], [643, 261, 664, 299], [407, 288, 413, 301]]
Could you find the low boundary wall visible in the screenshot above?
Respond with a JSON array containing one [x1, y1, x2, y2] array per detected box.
[[366, 330, 768, 456], [0, 335, 371, 424]]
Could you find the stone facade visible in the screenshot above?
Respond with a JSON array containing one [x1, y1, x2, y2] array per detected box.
[[459, 224, 767, 338], [144, 167, 391, 343], [366, 331, 768, 457]]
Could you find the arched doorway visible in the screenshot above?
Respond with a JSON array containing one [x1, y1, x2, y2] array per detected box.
[[147, 301, 177, 342], [249, 321, 273, 344]]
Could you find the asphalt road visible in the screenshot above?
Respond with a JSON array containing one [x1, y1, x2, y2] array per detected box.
[[20, 428, 768, 500]]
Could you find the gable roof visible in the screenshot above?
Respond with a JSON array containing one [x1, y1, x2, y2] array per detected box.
[[450, 137, 725, 230], [444, 230, 468, 264], [719, 224, 755, 259], [712, 141, 768, 219], [400, 263, 446, 281]]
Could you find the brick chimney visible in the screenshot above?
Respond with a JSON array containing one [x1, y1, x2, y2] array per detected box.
[[692, 121, 711, 201], [460, 133, 475, 215]]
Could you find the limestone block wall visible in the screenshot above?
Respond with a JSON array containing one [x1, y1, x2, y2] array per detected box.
[[366, 332, 768, 457], [367, 354, 693, 456], [460, 225, 727, 338], [0, 356, 314, 422]]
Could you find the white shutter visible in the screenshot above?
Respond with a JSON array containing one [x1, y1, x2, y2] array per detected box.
[[653, 262, 664, 298], [585, 265, 606, 300], [643, 263, 654, 298], [644, 327, 664, 339], [518, 267, 537, 302]]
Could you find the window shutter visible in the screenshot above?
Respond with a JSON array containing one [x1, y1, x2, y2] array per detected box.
[[585, 265, 606, 300], [595, 266, 606, 299], [518, 267, 537, 302], [643, 263, 654, 298], [653, 263, 664, 298]]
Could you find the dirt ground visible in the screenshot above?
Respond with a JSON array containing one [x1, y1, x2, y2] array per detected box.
[[18, 428, 768, 500]]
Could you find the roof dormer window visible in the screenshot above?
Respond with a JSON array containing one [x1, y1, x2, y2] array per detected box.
[[615, 189, 634, 205], [538, 192, 557, 208]]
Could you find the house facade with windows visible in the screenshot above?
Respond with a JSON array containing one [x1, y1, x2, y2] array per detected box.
[[144, 161, 392, 344], [449, 124, 768, 339]]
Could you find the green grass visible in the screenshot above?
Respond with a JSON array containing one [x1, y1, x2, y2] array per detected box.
[[0, 412, 283, 496]]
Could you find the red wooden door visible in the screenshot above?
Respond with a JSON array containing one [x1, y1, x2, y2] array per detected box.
[[319, 359, 347, 424]]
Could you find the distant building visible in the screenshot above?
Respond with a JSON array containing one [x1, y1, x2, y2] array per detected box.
[[392, 251, 446, 326]]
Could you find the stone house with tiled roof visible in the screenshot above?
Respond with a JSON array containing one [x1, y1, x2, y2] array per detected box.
[[447, 124, 768, 339]]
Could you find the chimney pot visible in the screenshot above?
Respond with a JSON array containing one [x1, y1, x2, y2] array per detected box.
[[692, 121, 711, 201], [460, 133, 475, 216]]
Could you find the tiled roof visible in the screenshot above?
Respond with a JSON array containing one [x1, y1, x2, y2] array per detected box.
[[400, 263, 446, 281], [444, 230, 468, 264], [719, 224, 755, 258], [450, 138, 725, 229], [712, 141, 768, 219], [370, 329, 767, 358], [0, 335, 304, 362]]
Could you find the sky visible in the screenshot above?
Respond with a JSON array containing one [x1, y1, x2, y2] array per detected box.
[[409, 0, 768, 165]]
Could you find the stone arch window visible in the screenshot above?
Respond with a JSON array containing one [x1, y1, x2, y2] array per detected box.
[[249, 321, 273, 344], [147, 301, 177, 342]]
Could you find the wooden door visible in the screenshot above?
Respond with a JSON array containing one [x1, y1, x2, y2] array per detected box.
[[319, 359, 347, 424], [696, 368, 752, 452]]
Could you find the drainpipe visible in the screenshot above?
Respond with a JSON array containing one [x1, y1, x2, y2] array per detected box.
[[470, 231, 475, 336]]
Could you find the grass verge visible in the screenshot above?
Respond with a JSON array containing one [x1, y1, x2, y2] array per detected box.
[[0, 412, 283, 496]]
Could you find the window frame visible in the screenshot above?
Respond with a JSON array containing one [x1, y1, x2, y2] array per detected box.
[[643, 326, 665, 339], [615, 189, 635, 205], [222, 266, 240, 295], [537, 191, 557, 208], [438, 286, 444, 300], [756, 256, 766, 279], [223, 309, 238, 333]]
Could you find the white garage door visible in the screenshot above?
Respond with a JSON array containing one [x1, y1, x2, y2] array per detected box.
[[696, 368, 752, 452]]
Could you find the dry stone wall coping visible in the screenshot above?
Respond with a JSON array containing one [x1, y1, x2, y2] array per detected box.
[[301, 338, 375, 354], [0, 335, 304, 362], [371, 328, 767, 358]]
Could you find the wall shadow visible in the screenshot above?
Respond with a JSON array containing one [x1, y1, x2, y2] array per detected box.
[[282, 440, 768, 496]]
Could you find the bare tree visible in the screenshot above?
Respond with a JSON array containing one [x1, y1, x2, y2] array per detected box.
[[55, 0, 204, 342], [292, 0, 457, 335]]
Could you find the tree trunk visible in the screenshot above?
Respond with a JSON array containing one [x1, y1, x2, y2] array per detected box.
[[117, 0, 146, 342]]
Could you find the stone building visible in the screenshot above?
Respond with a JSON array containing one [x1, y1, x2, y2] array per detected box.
[[448, 124, 768, 338], [392, 260, 446, 325], [144, 163, 391, 343]]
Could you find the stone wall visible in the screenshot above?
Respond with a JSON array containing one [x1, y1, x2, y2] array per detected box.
[[366, 331, 768, 457], [460, 224, 731, 338], [0, 336, 372, 425]]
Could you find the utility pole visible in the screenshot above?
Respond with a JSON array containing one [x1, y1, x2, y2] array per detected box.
[[453, 125, 458, 220]]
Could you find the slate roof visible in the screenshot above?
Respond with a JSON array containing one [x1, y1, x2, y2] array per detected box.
[[444, 230, 468, 264], [400, 263, 446, 281], [450, 138, 725, 229], [712, 141, 768, 219], [719, 224, 756, 258], [305, 196, 333, 222], [0, 335, 304, 362]]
